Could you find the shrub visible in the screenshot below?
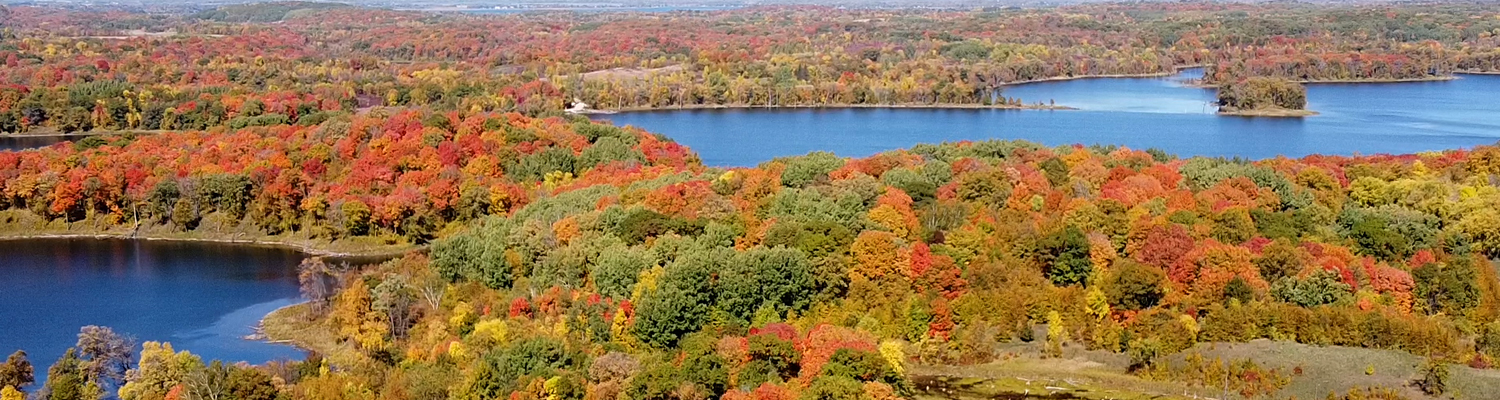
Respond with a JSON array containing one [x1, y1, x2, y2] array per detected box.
[[1415, 359, 1449, 396], [1270, 270, 1351, 308], [1105, 260, 1166, 310]]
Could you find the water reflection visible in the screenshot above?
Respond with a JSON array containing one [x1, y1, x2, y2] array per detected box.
[[0, 238, 309, 386], [599, 70, 1500, 166]]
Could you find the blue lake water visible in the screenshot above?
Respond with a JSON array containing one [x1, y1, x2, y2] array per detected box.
[[0, 238, 308, 386], [594, 69, 1500, 166]]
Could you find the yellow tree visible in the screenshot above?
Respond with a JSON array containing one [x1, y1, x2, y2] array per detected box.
[[331, 282, 389, 353], [850, 230, 910, 282], [117, 342, 201, 400], [1045, 311, 1065, 358]]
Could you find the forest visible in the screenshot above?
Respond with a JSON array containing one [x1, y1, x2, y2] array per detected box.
[[5, 2, 1500, 134], [7, 106, 1500, 399], [5, 2, 1500, 400]]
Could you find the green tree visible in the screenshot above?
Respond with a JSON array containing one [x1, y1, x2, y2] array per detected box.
[[631, 248, 727, 347], [881, 167, 939, 203], [511, 147, 577, 181], [57, 106, 93, 133], [578, 137, 645, 169], [430, 226, 513, 290], [171, 200, 200, 230], [717, 247, 816, 322], [0, 111, 19, 133], [1210, 208, 1255, 244], [1041, 226, 1093, 286], [1105, 261, 1166, 310], [747, 334, 800, 383], [594, 246, 653, 299], [44, 349, 98, 400], [1413, 261, 1480, 315], [677, 335, 730, 397], [1224, 277, 1255, 303], [341, 200, 372, 236], [762, 221, 854, 258], [197, 174, 253, 219], [780, 152, 844, 188], [1270, 270, 1352, 307], [144, 180, 180, 224], [800, 376, 862, 400], [1252, 239, 1308, 282], [624, 358, 684, 400], [464, 337, 576, 399], [817, 348, 904, 389]]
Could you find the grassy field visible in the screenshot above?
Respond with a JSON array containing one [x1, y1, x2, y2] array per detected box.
[[912, 340, 1212, 400], [1177, 340, 1500, 400], [914, 339, 1500, 400], [260, 303, 366, 368]]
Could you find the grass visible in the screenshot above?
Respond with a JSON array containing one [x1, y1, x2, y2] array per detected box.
[[912, 342, 1212, 400], [1172, 340, 1424, 399], [1178, 340, 1500, 400], [913, 339, 1500, 400], [260, 303, 365, 368]]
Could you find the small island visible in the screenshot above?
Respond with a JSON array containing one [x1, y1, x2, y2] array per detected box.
[[1216, 77, 1319, 117]]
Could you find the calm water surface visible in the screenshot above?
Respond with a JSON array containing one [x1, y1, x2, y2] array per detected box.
[[0, 238, 307, 385], [0, 135, 71, 152], [596, 69, 1500, 166]]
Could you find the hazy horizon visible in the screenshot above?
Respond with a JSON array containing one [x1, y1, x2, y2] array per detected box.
[[0, 0, 1429, 13]]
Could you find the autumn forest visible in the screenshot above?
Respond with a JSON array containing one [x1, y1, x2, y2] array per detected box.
[[5, 2, 1500, 400]]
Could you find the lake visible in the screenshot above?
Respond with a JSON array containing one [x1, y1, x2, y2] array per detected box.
[[0, 135, 72, 152], [594, 69, 1500, 166], [0, 238, 308, 386]]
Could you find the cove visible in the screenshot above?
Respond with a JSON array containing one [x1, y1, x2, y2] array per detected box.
[[594, 69, 1500, 167], [0, 135, 74, 152], [0, 238, 308, 386]]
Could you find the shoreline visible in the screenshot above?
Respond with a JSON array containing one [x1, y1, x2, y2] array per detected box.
[[584, 103, 1077, 114], [1, 129, 166, 139], [996, 64, 1207, 86], [257, 301, 359, 367], [1194, 75, 1460, 88], [0, 132, 98, 138], [1218, 108, 1319, 117], [1300, 76, 1458, 85], [0, 231, 418, 259], [579, 65, 1208, 114], [249, 301, 311, 346], [998, 71, 1176, 86]]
